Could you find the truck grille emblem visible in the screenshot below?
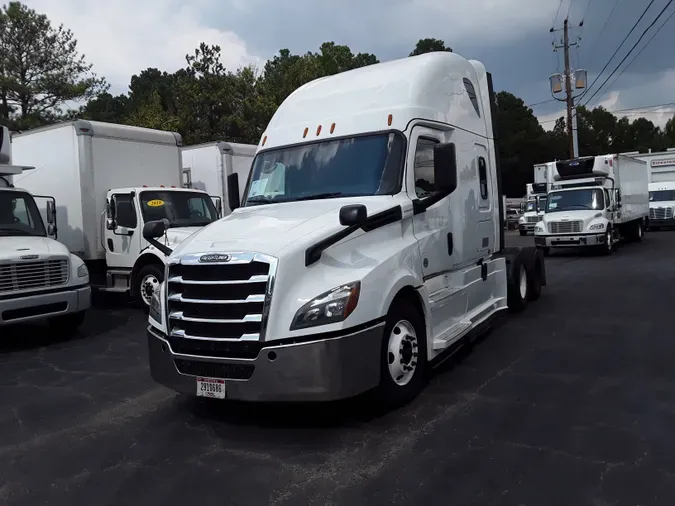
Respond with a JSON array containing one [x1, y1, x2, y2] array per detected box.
[[199, 253, 231, 263]]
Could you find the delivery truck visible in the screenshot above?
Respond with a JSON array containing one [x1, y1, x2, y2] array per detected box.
[[0, 126, 91, 330], [535, 154, 649, 255], [181, 141, 256, 215], [10, 120, 221, 309], [142, 51, 548, 408], [518, 162, 556, 235]]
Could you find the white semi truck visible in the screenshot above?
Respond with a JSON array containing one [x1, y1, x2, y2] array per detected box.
[[518, 162, 556, 235], [142, 51, 548, 407], [535, 154, 649, 255], [11, 120, 221, 308], [181, 141, 256, 215], [0, 126, 90, 330], [648, 181, 675, 230]]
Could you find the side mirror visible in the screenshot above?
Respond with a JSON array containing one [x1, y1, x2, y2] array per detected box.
[[47, 223, 57, 238], [182, 168, 192, 188], [212, 196, 223, 218], [46, 200, 56, 225], [0, 126, 10, 165], [227, 173, 240, 211], [433, 142, 458, 194], [339, 204, 367, 227], [143, 219, 169, 241], [106, 218, 117, 230]]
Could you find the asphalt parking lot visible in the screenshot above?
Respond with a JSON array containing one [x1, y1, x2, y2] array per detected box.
[[2, 230, 675, 506]]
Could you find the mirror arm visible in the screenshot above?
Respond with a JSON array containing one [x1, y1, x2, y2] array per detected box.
[[412, 189, 451, 215]]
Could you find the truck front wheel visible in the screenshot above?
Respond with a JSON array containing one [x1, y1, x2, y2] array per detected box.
[[133, 264, 164, 311], [376, 299, 428, 409]]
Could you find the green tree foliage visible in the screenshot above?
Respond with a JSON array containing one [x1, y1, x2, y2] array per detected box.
[[409, 38, 452, 56], [0, 1, 106, 129]]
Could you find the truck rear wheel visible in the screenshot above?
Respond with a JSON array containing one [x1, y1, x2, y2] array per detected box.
[[375, 299, 428, 409], [133, 264, 164, 311], [519, 229, 527, 236]]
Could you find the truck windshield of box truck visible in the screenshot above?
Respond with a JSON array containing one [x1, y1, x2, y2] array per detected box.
[[546, 188, 605, 212], [650, 190, 675, 201], [0, 190, 46, 237], [243, 132, 405, 206], [138, 190, 219, 228]]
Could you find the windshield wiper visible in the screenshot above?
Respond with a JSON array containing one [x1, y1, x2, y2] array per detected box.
[[292, 192, 344, 202], [246, 196, 276, 205]]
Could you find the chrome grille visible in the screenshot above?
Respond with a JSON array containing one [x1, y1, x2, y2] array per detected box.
[[548, 221, 582, 234], [166, 252, 277, 358], [526, 215, 540, 223], [0, 259, 69, 293], [650, 207, 673, 220]]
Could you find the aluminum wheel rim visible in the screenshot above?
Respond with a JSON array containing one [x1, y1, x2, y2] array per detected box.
[[387, 320, 419, 386], [519, 265, 527, 300], [141, 274, 160, 306], [638, 224, 642, 238], [606, 230, 612, 250]]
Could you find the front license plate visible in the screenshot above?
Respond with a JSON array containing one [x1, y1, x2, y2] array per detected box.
[[196, 377, 226, 399]]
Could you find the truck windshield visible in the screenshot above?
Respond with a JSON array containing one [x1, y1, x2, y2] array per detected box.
[[650, 190, 675, 202], [139, 191, 218, 228], [525, 201, 536, 212], [546, 188, 605, 212], [0, 190, 46, 237], [242, 132, 405, 206]]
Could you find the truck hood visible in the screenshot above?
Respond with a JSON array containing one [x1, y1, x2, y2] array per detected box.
[[0, 235, 70, 262], [649, 201, 675, 209], [170, 196, 402, 258], [542, 210, 605, 224], [162, 227, 202, 248]]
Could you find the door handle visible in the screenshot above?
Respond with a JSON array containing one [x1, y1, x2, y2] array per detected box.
[[447, 233, 453, 255]]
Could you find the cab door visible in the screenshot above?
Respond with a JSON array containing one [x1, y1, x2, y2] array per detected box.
[[105, 192, 141, 269]]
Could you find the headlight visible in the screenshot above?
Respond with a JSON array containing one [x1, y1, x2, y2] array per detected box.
[[149, 290, 162, 324], [518, 217, 526, 223], [534, 224, 545, 233], [589, 223, 605, 230], [290, 281, 361, 330], [77, 263, 89, 278]]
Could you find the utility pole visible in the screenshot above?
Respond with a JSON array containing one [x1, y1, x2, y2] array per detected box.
[[550, 19, 586, 159]]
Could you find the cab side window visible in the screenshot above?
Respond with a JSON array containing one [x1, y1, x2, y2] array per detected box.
[[113, 194, 137, 228], [414, 138, 438, 198]]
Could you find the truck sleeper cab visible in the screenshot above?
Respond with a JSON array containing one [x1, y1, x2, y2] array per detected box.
[[144, 52, 546, 407]]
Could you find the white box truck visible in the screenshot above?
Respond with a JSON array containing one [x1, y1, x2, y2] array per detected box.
[[518, 162, 556, 235], [0, 126, 90, 331], [181, 141, 256, 215], [10, 120, 221, 309], [535, 154, 649, 255], [142, 51, 548, 408]]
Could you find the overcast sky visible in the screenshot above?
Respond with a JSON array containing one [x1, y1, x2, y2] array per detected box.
[[23, 0, 675, 130]]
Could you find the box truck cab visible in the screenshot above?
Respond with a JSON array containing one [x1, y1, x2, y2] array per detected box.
[[142, 51, 547, 407], [535, 154, 648, 255], [648, 181, 675, 229], [10, 121, 221, 308], [0, 126, 90, 330], [518, 162, 556, 235]]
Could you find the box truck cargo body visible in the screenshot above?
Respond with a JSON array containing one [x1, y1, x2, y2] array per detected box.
[[535, 154, 649, 254], [10, 120, 219, 308], [181, 141, 256, 213]]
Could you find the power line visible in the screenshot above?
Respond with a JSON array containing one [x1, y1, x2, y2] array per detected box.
[[582, 0, 675, 107], [527, 99, 557, 107], [580, 0, 657, 103], [552, 0, 565, 26], [597, 7, 675, 103], [585, 0, 620, 65], [581, 0, 594, 20]]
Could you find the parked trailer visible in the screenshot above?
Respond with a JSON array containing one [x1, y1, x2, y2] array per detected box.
[[10, 120, 220, 308], [181, 141, 256, 214], [0, 126, 91, 330], [535, 154, 649, 255], [142, 51, 547, 408]]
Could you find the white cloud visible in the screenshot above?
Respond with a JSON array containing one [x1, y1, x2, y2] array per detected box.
[[22, 0, 262, 93]]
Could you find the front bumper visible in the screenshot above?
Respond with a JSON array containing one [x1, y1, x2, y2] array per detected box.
[[147, 322, 385, 402], [649, 218, 675, 228], [519, 223, 536, 232], [0, 284, 91, 326], [534, 232, 606, 248]]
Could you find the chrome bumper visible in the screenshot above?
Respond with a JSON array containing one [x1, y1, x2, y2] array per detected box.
[[0, 285, 91, 326], [147, 322, 385, 402], [534, 233, 605, 247]]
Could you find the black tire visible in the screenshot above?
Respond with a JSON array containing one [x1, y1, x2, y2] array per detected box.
[[634, 221, 644, 242], [507, 253, 529, 313], [49, 311, 86, 335], [375, 298, 428, 410], [527, 253, 543, 302], [600, 226, 613, 255], [519, 229, 528, 236], [132, 263, 164, 311]]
